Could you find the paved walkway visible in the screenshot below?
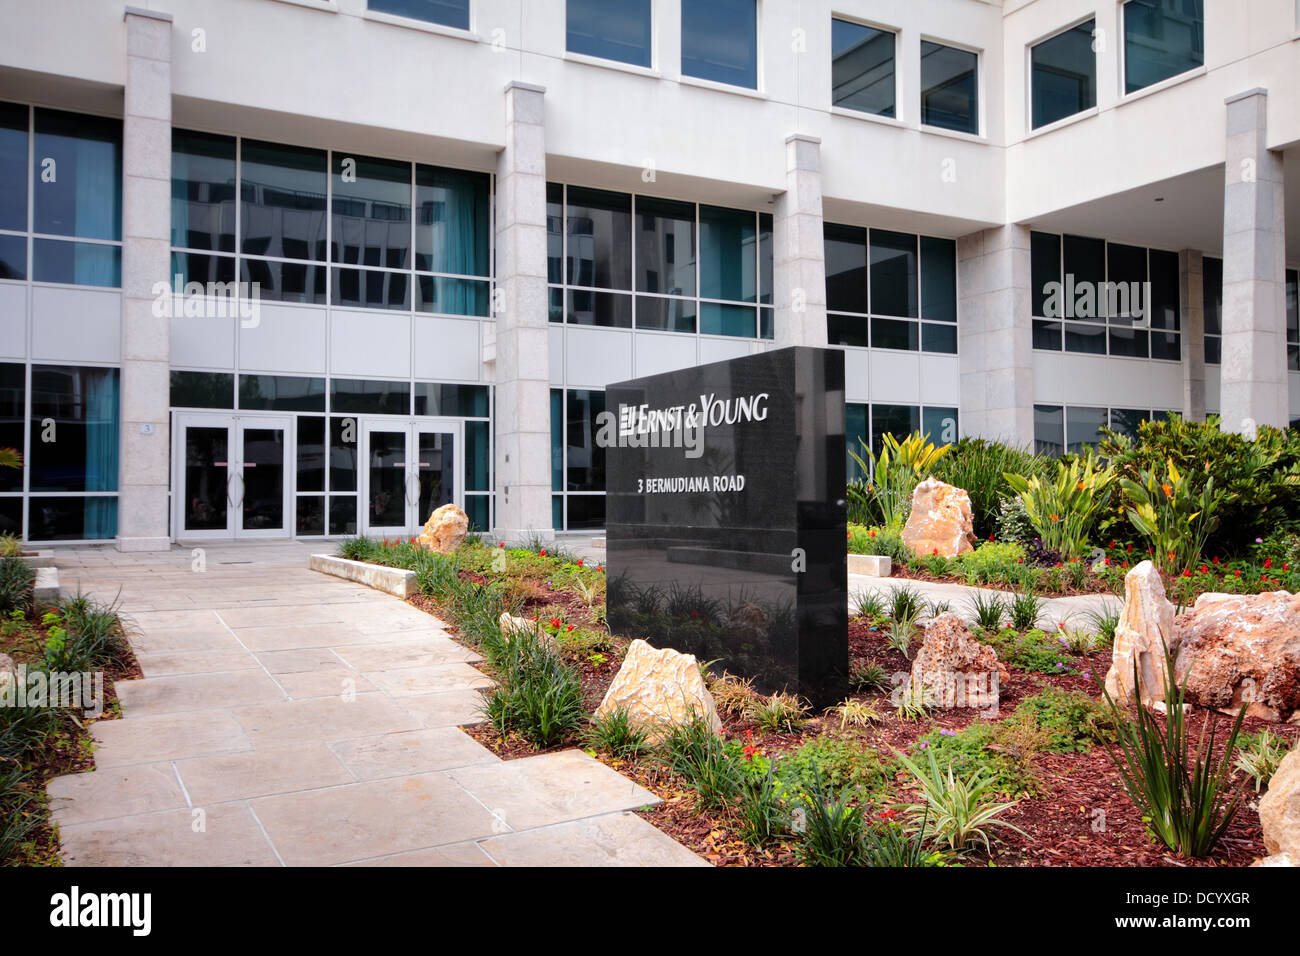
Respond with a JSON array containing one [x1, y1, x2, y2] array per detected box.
[[47, 541, 704, 867]]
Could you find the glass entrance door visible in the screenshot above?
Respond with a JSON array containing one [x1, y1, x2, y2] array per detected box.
[[361, 419, 463, 538], [173, 413, 292, 539]]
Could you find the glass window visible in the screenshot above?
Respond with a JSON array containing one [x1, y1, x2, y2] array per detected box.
[[1031, 231, 1061, 317], [170, 371, 234, 409], [296, 496, 325, 536], [28, 497, 116, 541], [0, 498, 18, 536], [920, 237, 955, 322], [329, 494, 357, 535], [567, 494, 606, 530], [1123, 0, 1204, 94], [172, 129, 236, 252], [297, 417, 326, 493], [547, 182, 563, 284], [550, 389, 563, 492], [32, 239, 120, 287], [1107, 242, 1148, 358], [699, 303, 755, 338], [330, 417, 359, 492], [567, 289, 633, 328], [415, 275, 488, 316], [846, 403, 868, 479], [465, 420, 489, 492], [334, 266, 410, 311], [831, 19, 895, 118], [0, 101, 28, 233], [636, 196, 695, 296], [828, 314, 868, 348], [33, 109, 121, 241], [825, 224, 868, 315], [1034, 404, 1064, 457], [1148, 248, 1180, 360], [0, 364, 24, 493], [635, 295, 696, 333], [331, 154, 411, 269], [0, 234, 23, 280], [566, 187, 632, 290], [920, 41, 978, 135], [872, 318, 918, 351], [1031, 20, 1096, 129], [1287, 269, 1298, 371], [240, 140, 327, 261], [871, 404, 919, 455], [870, 230, 917, 318], [699, 205, 755, 303], [1063, 233, 1106, 322], [241, 257, 326, 305], [413, 383, 489, 417], [172, 250, 236, 287], [416, 165, 490, 277], [1202, 255, 1222, 335], [1065, 405, 1107, 454], [759, 213, 772, 304], [464, 494, 489, 532], [566, 390, 605, 492], [368, 0, 469, 30], [29, 365, 119, 494], [922, 407, 959, 445], [330, 379, 410, 415], [239, 375, 326, 411], [680, 0, 757, 89], [1109, 408, 1149, 439], [567, 0, 651, 68]]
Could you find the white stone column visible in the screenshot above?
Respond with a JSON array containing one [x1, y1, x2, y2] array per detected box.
[[492, 81, 553, 544], [117, 7, 172, 552], [956, 225, 1034, 447], [772, 134, 827, 349], [1179, 249, 1206, 422], [1220, 88, 1288, 433]]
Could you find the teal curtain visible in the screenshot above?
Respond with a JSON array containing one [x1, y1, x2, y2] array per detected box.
[[82, 369, 118, 538], [419, 167, 488, 315], [73, 130, 120, 286]]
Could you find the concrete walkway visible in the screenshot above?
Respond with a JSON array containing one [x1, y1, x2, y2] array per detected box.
[[47, 541, 704, 867]]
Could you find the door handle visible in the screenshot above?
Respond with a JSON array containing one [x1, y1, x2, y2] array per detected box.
[[226, 470, 235, 508], [232, 471, 245, 510]]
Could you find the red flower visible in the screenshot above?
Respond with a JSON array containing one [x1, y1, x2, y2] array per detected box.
[[1055, 562, 1062, 568], [577, 558, 584, 567], [1126, 544, 1133, 553], [498, 541, 505, 548], [1104, 557, 1111, 566], [1264, 557, 1273, 569], [1017, 557, 1023, 564], [1109, 540, 1117, 549], [1200, 565, 1208, 574], [1212, 556, 1220, 564], [880, 808, 897, 821], [1234, 569, 1241, 577], [549, 617, 561, 628], [988, 534, 994, 542], [932, 548, 939, 556], [1182, 569, 1192, 577], [540, 549, 547, 557], [869, 530, 877, 538], [596, 565, 604, 572], [566, 624, 575, 632]]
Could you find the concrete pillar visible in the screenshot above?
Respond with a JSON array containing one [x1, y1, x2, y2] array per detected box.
[[956, 225, 1034, 448], [1220, 88, 1288, 433], [1179, 249, 1206, 422], [117, 7, 172, 552], [773, 134, 827, 348], [492, 81, 553, 544]]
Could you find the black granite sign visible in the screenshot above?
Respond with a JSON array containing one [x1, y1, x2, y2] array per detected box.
[[605, 346, 848, 709]]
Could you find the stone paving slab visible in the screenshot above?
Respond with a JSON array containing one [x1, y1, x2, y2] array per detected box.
[[274, 667, 377, 700], [331, 638, 480, 671], [114, 669, 288, 716], [134, 647, 262, 677], [47, 762, 188, 827], [60, 804, 279, 867], [364, 662, 494, 697], [398, 689, 489, 728], [478, 812, 711, 867], [91, 710, 254, 768], [339, 842, 497, 867], [328, 728, 499, 780], [230, 694, 426, 748], [175, 743, 356, 805]]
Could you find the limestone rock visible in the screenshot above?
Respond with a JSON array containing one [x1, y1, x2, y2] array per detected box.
[[1258, 744, 1300, 860], [1104, 561, 1176, 708], [1252, 853, 1295, 867], [416, 504, 468, 554], [901, 477, 976, 559], [0, 652, 14, 696], [907, 612, 1007, 709], [498, 612, 557, 650], [595, 639, 722, 741], [1171, 590, 1300, 721]]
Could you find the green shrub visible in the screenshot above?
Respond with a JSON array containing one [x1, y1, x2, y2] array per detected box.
[[0, 765, 39, 864], [932, 438, 1048, 540], [852, 589, 887, 623], [1234, 730, 1294, 793], [477, 630, 583, 748], [1008, 590, 1044, 631], [51, 594, 131, 672], [966, 592, 1006, 632], [986, 628, 1074, 675], [861, 812, 951, 867], [847, 524, 908, 562], [909, 725, 1038, 796], [1120, 458, 1221, 575], [583, 707, 650, 759], [1014, 688, 1115, 753], [746, 692, 808, 733], [0, 534, 22, 559], [849, 661, 890, 693], [776, 737, 894, 806], [995, 497, 1038, 545], [793, 768, 867, 867], [736, 759, 783, 847], [894, 746, 1027, 854], [953, 542, 1025, 586], [658, 717, 740, 810], [1004, 450, 1116, 559], [0, 557, 34, 615], [887, 584, 925, 624]]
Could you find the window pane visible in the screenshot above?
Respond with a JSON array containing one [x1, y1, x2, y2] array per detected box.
[[567, 0, 651, 68], [921, 322, 956, 353], [296, 495, 325, 536], [1288, 270, 1298, 371], [413, 383, 489, 417], [635, 295, 696, 333], [549, 287, 563, 324], [241, 257, 326, 304], [1151, 331, 1181, 361], [871, 318, 918, 351], [922, 407, 959, 445], [0, 234, 25, 280], [828, 314, 868, 348], [333, 267, 410, 310], [330, 379, 410, 415], [416, 165, 490, 276], [871, 404, 919, 456], [759, 212, 773, 304], [681, 0, 757, 89], [172, 129, 236, 252], [920, 236, 955, 322], [1031, 20, 1096, 128], [416, 275, 488, 316], [32, 239, 120, 287], [699, 205, 755, 303], [920, 41, 978, 134], [1204, 335, 1221, 365], [1066, 406, 1107, 454], [1202, 255, 1222, 335], [240, 140, 327, 261], [1032, 319, 1063, 350], [171, 251, 236, 287], [33, 109, 121, 240], [330, 417, 359, 492], [550, 389, 563, 492], [240, 375, 326, 411], [328, 494, 357, 535], [1031, 231, 1061, 317], [0, 498, 19, 536], [846, 403, 868, 479], [1148, 248, 1179, 330], [1065, 320, 1106, 354], [1062, 234, 1106, 318], [566, 390, 605, 492], [1124, 0, 1203, 94], [759, 307, 773, 340], [297, 417, 326, 493], [636, 196, 695, 296], [547, 182, 563, 284], [0, 363, 24, 493], [870, 229, 917, 317], [171, 371, 234, 409], [331, 154, 411, 269], [465, 420, 489, 492], [0, 101, 28, 233], [1109, 408, 1148, 439], [832, 19, 896, 117], [699, 303, 755, 338], [566, 187, 632, 290], [824, 223, 867, 314], [1107, 242, 1146, 319], [368, 0, 469, 30], [28, 497, 116, 541], [29, 365, 119, 492], [567, 289, 632, 328], [567, 494, 606, 530], [1034, 404, 1064, 457], [553, 494, 563, 530]]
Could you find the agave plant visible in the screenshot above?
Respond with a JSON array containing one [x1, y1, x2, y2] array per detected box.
[[893, 746, 1027, 853], [1003, 449, 1115, 559], [1120, 458, 1221, 575]]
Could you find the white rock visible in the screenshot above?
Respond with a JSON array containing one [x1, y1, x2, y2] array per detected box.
[[1104, 561, 1176, 708]]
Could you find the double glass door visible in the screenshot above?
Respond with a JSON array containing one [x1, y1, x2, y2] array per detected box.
[[361, 419, 462, 538], [174, 412, 292, 538]]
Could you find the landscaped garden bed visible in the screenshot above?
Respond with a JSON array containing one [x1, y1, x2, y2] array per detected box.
[[334, 534, 1292, 868], [0, 555, 139, 866]]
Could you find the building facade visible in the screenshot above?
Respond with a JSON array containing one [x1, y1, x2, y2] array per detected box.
[[0, 0, 1295, 547]]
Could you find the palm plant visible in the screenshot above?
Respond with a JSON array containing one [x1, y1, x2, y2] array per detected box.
[[1120, 458, 1221, 575], [1004, 449, 1115, 558]]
